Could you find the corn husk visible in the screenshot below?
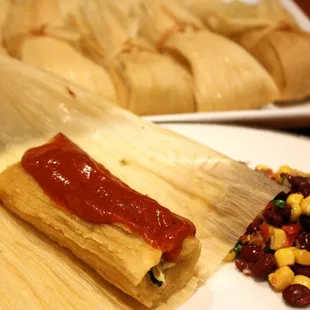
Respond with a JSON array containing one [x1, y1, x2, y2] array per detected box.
[[179, 0, 310, 101], [234, 23, 310, 102], [139, 0, 279, 112], [0, 55, 286, 309], [0, 0, 11, 46], [2, 0, 65, 56], [20, 36, 117, 102], [179, 0, 297, 36], [72, 0, 195, 116]]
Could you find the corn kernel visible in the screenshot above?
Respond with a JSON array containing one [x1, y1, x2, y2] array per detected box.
[[294, 248, 310, 266], [301, 197, 310, 216], [274, 248, 295, 268], [223, 250, 236, 262], [255, 164, 269, 171], [290, 203, 302, 222], [268, 266, 294, 291], [286, 194, 304, 206], [270, 228, 288, 250], [292, 275, 310, 289], [277, 165, 292, 175]]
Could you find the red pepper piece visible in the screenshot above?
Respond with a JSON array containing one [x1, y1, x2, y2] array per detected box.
[[260, 223, 270, 240]]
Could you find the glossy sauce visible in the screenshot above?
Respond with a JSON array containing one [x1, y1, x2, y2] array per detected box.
[[21, 133, 196, 262]]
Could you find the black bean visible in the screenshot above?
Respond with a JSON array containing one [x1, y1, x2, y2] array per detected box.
[[239, 244, 264, 263], [285, 175, 310, 198], [235, 259, 252, 273], [275, 204, 291, 223], [300, 214, 310, 232], [246, 218, 263, 235], [263, 209, 283, 228], [251, 254, 276, 279], [296, 233, 310, 251], [282, 284, 310, 307], [293, 264, 310, 278]]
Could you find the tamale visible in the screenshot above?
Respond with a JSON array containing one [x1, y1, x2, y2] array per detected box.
[[75, 0, 195, 115], [2, 0, 64, 57], [0, 135, 201, 307], [139, 0, 279, 112], [20, 36, 117, 103], [0, 56, 286, 308], [234, 23, 310, 102], [181, 0, 310, 101]]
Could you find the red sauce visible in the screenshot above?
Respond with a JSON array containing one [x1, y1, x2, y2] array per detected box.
[[21, 133, 196, 262], [294, 0, 310, 17]]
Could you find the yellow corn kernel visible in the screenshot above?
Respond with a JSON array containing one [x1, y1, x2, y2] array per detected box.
[[223, 250, 236, 262], [268, 266, 294, 291], [269, 225, 275, 234], [294, 248, 310, 266], [290, 203, 302, 222], [255, 164, 269, 171], [301, 196, 310, 216], [270, 228, 288, 250], [292, 275, 310, 289], [274, 248, 295, 268], [277, 165, 292, 175], [287, 194, 304, 206]]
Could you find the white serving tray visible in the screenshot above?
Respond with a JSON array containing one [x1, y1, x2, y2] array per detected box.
[[144, 0, 310, 127]]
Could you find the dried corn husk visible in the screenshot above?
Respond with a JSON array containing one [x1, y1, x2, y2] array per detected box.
[[20, 36, 117, 102], [139, 0, 279, 112], [179, 0, 310, 101], [0, 0, 11, 48], [81, 0, 142, 60], [179, 0, 297, 36]]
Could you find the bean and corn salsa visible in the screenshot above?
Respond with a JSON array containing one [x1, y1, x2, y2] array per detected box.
[[224, 165, 310, 307]]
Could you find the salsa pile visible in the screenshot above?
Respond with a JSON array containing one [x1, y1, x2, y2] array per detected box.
[[225, 165, 310, 307]]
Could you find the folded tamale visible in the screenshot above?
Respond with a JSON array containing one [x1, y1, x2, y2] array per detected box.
[[139, 0, 279, 112], [234, 23, 310, 102], [180, 0, 310, 101], [20, 36, 117, 103], [74, 0, 195, 116], [0, 133, 201, 308]]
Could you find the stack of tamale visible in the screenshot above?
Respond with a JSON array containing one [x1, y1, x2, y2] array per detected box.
[[1, 0, 308, 116]]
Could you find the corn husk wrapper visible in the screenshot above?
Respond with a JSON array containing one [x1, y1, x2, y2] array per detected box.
[[74, 0, 195, 116], [20, 36, 117, 102], [233, 23, 310, 102], [0, 0, 11, 46], [2, 0, 65, 56], [179, 0, 297, 36], [139, 0, 279, 112], [0, 56, 286, 308], [179, 0, 310, 101]]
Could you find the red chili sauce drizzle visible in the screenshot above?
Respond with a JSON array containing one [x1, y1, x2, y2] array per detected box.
[[21, 133, 196, 262]]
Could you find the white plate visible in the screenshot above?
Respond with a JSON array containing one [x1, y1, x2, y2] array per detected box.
[[160, 124, 310, 310], [144, 0, 310, 127]]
